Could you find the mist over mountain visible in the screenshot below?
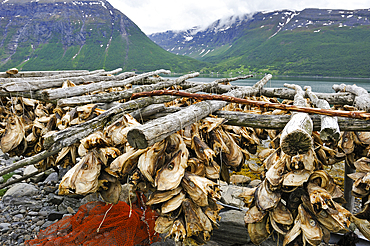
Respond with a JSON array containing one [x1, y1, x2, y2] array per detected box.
[[0, 0, 205, 72], [149, 8, 370, 77]]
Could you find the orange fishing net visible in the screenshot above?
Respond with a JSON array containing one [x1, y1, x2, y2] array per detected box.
[[25, 193, 160, 246]]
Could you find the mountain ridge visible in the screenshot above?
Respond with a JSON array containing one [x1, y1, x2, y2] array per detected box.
[[149, 8, 370, 77], [0, 0, 206, 72]]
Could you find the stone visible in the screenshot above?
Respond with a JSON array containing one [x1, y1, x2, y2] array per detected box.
[[58, 197, 80, 213], [47, 194, 64, 205], [47, 212, 64, 221], [41, 220, 57, 229], [66, 207, 75, 214], [248, 179, 261, 188], [219, 184, 246, 209], [23, 165, 38, 176], [0, 176, 4, 183], [44, 186, 57, 194], [44, 172, 59, 184], [35, 220, 45, 226], [230, 175, 251, 186], [3, 183, 39, 198], [80, 193, 104, 205], [210, 210, 250, 246]]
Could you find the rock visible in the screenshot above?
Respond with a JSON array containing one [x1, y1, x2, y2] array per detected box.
[[248, 179, 261, 188], [23, 165, 38, 176], [230, 175, 251, 186], [219, 184, 246, 209], [58, 197, 80, 213], [66, 207, 75, 214], [80, 193, 104, 205], [4, 183, 38, 198], [41, 220, 57, 229], [47, 193, 64, 205], [47, 212, 64, 221], [44, 186, 57, 194], [211, 210, 250, 245], [0, 176, 4, 183], [44, 172, 59, 184]]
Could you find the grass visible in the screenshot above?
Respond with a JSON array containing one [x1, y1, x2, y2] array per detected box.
[[0, 172, 14, 197]]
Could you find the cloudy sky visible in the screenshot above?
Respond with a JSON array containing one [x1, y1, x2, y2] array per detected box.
[[108, 0, 370, 34]]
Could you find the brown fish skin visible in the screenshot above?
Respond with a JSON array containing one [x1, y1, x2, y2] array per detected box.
[[155, 216, 174, 234], [155, 134, 188, 191], [191, 136, 215, 164], [161, 192, 186, 214], [138, 139, 166, 184], [248, 214, 271, 245], [1, 115, 25, 153], [182, 198, 212, 238], [165, 218, 187, 242], [299, 204, 323, 246], [59, 150, 102, 195], [146, 186, 183, 206]]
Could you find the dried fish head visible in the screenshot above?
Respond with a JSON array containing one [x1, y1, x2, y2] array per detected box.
[[1, 115, 25, 153], [205, 160, 220, 180], [220, 130, 244, 170], [161, 191, 186, 214], [165, 218, 186, 242], [248, 214, 271, 245], [187, 157, 206, 177], [299, 204, 323, 246], [354, 157, 370, 173], [182, 198, 213, 239], [271, 201, 294, 225], [255, 180, 281, 211], [108, 145, 147, 177], [138, 139, 166, 183], [155, 216, 174, 234], [62, 79, 76, 88], [191, 136, 216, 164], [156, 134, 188, 191], [199, 117, 227, 133], [238, 187, 257, 208], [350, 215, 370, 241], [146, 186, 183, 206], [59, 150, 102, 195], [76, 104, 98, 120], [283, 213, 302, 246], [81, 131, 110, 150], [338, 131, 355, 154], [263, 148, 281, 170], [208, 128, 229, 155], [283, 169, 311, 187], [307, 182, 335, 213], [244, 206, 267, 224], [309, 170, 343, 199], [35, 103, 48, 117], [356, 131, 370, 145], [266, 154, 286, 187], [99, 179, 122, 204], [257, 148, 275, 162]]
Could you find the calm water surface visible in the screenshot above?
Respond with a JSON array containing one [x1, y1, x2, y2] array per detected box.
[[186, 76, 370, 94]]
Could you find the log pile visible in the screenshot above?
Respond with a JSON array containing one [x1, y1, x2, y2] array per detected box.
[[1, 68, 370, 245]]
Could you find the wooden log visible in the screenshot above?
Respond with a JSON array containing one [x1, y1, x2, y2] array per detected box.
[[344, 161, 355, 213], [181, 82, 355, 105], [56, 72, 199, 107], [304, 86, 340, 142], [280, 84, 313, 156], [41, 69, 171, 101], [0, 69, 105, 84], [0, 169, 43, 190], [212, 111, 370, 131], [43, 75, 231, 150], [131, 90, 370, 121], [127, 74, 272, 149], [0, 70, 137, 92], [0, 70, 89, 78], [333, 83, 370, 112]]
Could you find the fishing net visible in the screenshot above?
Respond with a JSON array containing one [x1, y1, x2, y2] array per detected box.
[[25, 193, 160, 246]]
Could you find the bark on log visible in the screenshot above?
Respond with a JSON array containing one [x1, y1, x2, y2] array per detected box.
[[181, 82, 355, 105], [0, 70, 89, 79], [0, 69, 105, 85], [304, 86, 340, 142], [280, 84, 313, 156], [333, 83, 370, 112], [261, 87, 355, 105], [41, 69, 171, 101], [1, 71, 137, 92], [56, 72, 199, 107], [212, 111, 370, 131], [127, 74, 272, 149], [0, 169, 43, 189]]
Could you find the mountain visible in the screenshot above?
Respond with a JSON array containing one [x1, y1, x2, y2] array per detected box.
[[149, 8, 370, 77], [0, 0, 205, 72]]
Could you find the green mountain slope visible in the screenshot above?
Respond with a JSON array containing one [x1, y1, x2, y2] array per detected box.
[[0, 0, 206, 73], [150, 9, 370, 77]]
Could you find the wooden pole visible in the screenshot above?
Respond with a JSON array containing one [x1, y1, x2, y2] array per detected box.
[[127, 74, 272, 149], [131, 90, 370, 121]]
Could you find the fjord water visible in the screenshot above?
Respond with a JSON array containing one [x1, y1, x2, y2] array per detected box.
[[188, 76, 370, 93]]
